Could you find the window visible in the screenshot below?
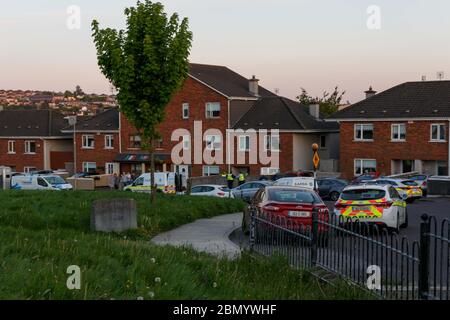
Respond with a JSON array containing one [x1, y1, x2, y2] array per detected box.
[[264, 135, 280, 151], [392, 124, 406, 141], [105, 163, 116, 175], [130, 164, 142, 175], [7, 141, 15, 154], [354, 124, 374, 141], [239, 135, 250, 151], [205, 102, 221, 118], [24, 167, 36, 173], [182, 135, 190, 150], [437, 161, 448, 176], [182, 103, 189, 119], [155, 138, 163, 149], [389, 187, 401, 199], [431, 124, 446, 142], [129, 135, 141, 149], [82, 162, 97, 173], [354, 159, 377, 176], [37, 177, 48, 187], [82, 135, 95, 149], [205, 135, 221, 151], [104, 135, 114, 149], [202, 165, 220, 176], [320, 135, 326, 149], [24, 141, 36, 154]]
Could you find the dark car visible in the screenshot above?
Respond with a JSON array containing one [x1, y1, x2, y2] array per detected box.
[[232, 181, 273, 202], [351, 174, 378, 184], [242, 186, 329, 237], [316, 178, 348, 201]]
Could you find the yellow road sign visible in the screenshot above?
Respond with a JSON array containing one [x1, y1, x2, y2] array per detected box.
[[313, 152, 320, 169]]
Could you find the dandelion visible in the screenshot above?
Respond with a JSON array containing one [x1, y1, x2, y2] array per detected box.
[[148, 291, 155, 298], [150, 258, 156, 263], [137, 296, 144, 300], [213, 282, 218, 288], [154, 277, 161, 283]]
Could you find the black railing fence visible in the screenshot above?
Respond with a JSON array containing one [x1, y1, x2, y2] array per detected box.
[[249, 208, 450, 300]]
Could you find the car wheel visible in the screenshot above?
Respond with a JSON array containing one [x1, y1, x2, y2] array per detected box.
[[401, 210, 409, 229], [330, 191, 340, 201]]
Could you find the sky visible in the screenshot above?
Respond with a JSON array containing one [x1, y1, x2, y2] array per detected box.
[[1, 0, 450, 103]]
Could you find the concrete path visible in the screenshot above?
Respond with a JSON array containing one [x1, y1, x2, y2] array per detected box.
[[151, 213, 243, 259]]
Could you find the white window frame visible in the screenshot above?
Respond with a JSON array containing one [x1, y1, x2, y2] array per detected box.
[[82, 162, 97, 173], [354, 159, 377, 176], [7, 140, 15, 154], [24, 166, 37, 173], [264, 135, 280, 152], [129, 135, 142, 149], [202, 165, 220, 176], [205, 135, 221, 151], [239, 135, 251, 152], [391, 124, 406, 142], [430, 124, 446, 142], [354, 124, 374, 141], [24, 140, 36, 154], [182, 135, 190, 150], [82, 135, 95, 149], [205, 102, 221, 119], [105, 163, 116, 174], [104, 135, 114, 149], [182, 103, 189, 119]]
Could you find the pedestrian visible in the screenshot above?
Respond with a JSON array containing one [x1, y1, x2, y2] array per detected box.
[[222, 172, 235, 189], [114, 173, 120, 190], [238, 172, 247, 186], [108, 174, 115, 190]]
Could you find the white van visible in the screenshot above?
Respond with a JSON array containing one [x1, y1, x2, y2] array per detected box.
[[124, 172, 176, 193], [274, 177, 316, 190], [11, 174, 73, 191]]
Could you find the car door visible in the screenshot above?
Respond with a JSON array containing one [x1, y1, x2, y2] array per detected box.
[[317, 180, 331, 197], [235, 183, 252, 200], [389, 186, 405, 223]]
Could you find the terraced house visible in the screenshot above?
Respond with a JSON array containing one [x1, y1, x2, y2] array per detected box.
[[329, 81, 450, 179], [66, 63, 340, 177], [0, 109, 73, 172]]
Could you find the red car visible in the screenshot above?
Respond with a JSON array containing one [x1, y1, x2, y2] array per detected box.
[[242, 186, 330, 234]]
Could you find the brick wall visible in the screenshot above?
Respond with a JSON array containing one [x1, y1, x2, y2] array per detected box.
[[340, 121, 449, 179], [75, 132, 119, 173], [0, 138, 44, 172]]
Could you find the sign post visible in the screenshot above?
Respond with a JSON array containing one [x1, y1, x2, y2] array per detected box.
[[312, 143, 320, 192]]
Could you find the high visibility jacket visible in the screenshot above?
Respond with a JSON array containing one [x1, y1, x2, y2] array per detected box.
[[238, 174, 245, 182], [222, 173, 234, 181]]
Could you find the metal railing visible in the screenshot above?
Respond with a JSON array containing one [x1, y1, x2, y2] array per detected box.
[[250, 208, 450, 300]]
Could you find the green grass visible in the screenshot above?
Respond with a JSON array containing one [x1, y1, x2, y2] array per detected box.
[[0, 191, 368, 300]]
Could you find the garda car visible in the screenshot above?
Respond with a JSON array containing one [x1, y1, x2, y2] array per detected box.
[[369, 178, 423, 203], [273, 177, 316, 190], [124, 172, 176, 193], [334, 184, 408, 233], [11, 174, 73, 191]]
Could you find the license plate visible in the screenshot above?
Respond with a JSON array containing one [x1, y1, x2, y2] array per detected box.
[[288, 211, 310, 218], [351, 206, 371, 212]]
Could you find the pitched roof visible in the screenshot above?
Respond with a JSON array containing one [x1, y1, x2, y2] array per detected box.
[[329, 81, 450, 120], [62, 108, 119, 132], [233, 96, 339, 131], [0, 109, 70, 137], [189, 63, 276, 98]]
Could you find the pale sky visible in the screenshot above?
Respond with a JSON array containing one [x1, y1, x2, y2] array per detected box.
[[1, 0, 450, 103]]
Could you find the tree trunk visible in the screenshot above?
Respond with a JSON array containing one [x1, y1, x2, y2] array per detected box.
[[149, 139, 156, 203]]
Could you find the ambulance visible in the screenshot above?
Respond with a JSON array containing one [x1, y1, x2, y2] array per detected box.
[[334, 183, 408, 233], [123, 172, 176, 194]]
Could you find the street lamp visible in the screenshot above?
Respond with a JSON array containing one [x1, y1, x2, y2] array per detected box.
[[65, 115, 77, 189]]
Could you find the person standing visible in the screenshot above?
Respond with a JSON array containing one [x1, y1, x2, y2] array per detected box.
[[238, 172, 247, 186], [222, 172, 235, 190]]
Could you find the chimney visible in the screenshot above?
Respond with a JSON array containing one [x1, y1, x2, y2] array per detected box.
[[309, 103, 320, 119], [249, 75, 259, 96], [365, 86, 377, 99]]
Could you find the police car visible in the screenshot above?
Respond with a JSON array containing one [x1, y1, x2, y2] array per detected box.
[[369, 178, 423, 203], [334, 183, 408, 233]]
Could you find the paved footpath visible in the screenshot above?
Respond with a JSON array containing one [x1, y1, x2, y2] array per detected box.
[[151, 213, 243, 259]]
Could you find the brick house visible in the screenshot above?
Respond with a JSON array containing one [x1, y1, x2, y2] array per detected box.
[[0, 109, 73, 172], [65, 63, 340, 177], [328, 81, 450, 179]]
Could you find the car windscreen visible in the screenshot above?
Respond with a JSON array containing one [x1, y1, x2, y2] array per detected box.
[[341, 189, 386, 201], [268, 189, 321, 204], [44, 176, 66, 185], [401, 180, 419, 187]]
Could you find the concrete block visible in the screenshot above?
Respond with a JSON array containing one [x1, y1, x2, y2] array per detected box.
[[91, 198, 138, 232]]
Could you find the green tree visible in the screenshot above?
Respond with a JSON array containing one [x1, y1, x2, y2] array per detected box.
[[297, 86, 346, 117], [92, 0, 192, 202]]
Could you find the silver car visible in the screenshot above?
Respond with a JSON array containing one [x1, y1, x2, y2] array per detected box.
[[232, 181, 273, 202]]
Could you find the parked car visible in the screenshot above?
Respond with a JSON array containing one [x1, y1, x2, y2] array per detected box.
[[407, 174, 431, 196], [274, 177, 315, 190], [370, 178, 423, 203], [11, 174, 73, 191], [190, 185, 234, 198], [317, 178, 348, 201], [334, 183, 408, 233], [232, 181, 273, 202], [350, 173, 379, 184], [242, 186, 329, 238]]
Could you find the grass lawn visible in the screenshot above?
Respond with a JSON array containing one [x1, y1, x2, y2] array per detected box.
[[0, 191, 367, 300]]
